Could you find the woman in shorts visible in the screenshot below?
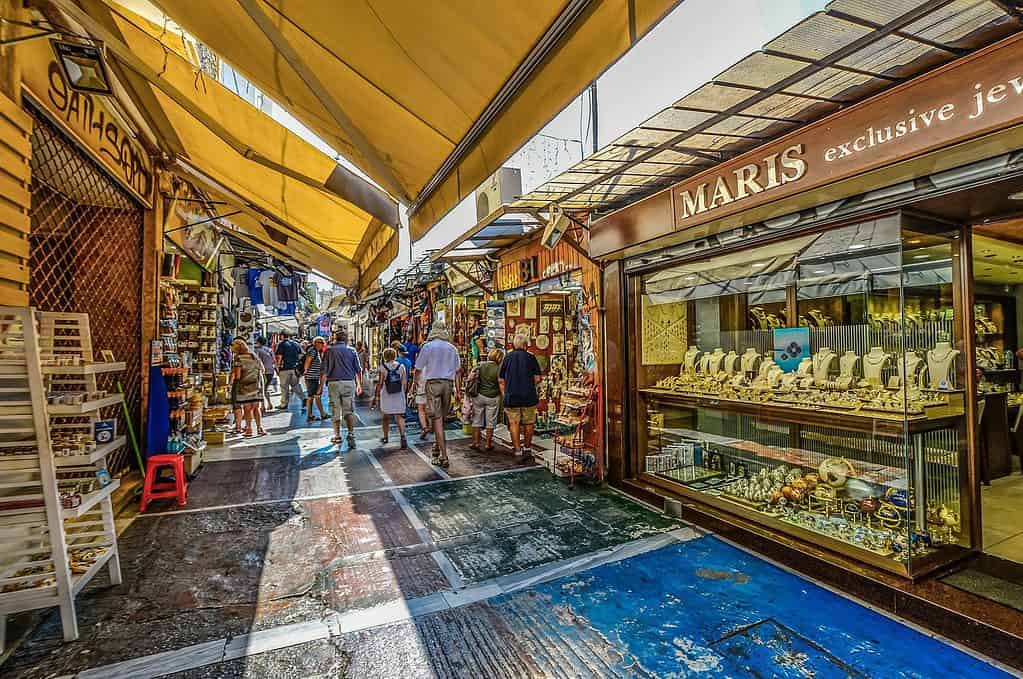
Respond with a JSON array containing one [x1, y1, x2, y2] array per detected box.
[[303, 337, 328, 423]]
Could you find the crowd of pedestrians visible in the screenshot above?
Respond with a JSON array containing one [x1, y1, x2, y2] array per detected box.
[[222, 325, 544, 463]]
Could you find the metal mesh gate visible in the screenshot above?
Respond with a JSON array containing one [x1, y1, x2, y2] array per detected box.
[[25, 103, 144, 477]]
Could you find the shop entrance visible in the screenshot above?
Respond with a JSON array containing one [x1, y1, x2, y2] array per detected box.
[[24, 102, 145, 477], [911, 176, 1023, 575]]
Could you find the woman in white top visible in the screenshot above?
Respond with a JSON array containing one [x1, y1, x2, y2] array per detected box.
[[371, 347, 408, 449]]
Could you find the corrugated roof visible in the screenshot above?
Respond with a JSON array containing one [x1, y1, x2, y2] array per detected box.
[[514, 0, 1021, 214]]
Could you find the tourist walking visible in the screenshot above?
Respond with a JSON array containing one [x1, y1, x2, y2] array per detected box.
[[414, 322, 461, 467], [303, 337, 328, 423], [231, 339, 266, 437], [320, 330, 363, 448], [274, 333, 306, 410], [254, 336, 277, 414], [469, 348, 503, 452], [499, 334, 542, 458], [372, 347, 409, 449], [356, 340, 371, 383]]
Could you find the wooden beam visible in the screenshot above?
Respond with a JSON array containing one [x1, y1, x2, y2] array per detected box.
[[449, 261, 494, 296], [234, 0, 412, 204]]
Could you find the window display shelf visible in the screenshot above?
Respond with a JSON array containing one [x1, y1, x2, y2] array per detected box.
[[53, 437, 126, 467], [48, 394, 123, 415], [640, 387, 960, 437], [41, 362, 125, 376], [61, 479, 119, 519]]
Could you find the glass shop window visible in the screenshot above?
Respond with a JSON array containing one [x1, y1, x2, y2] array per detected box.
[[632, 215, 969, 573]]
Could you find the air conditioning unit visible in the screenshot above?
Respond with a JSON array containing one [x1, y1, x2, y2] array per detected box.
[[475, 167, 522, 221]]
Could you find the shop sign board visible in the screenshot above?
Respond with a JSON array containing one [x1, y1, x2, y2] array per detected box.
[[591, 34, 1023, 258], [21, 41, 153, 206]]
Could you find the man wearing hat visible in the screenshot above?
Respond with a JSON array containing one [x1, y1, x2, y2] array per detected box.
[[412, 321, 461, 467]]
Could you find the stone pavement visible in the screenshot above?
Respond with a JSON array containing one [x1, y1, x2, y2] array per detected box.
[[1, 397, 1016, 678]]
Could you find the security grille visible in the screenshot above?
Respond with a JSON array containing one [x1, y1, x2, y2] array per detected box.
[[25, 103, 144, 477]]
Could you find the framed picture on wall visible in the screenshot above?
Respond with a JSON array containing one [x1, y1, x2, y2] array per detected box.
[[524, 297, 538, 319], [539, 317, 549, 334], [506, 299, 521, 317], [553, 333, 565, 354]]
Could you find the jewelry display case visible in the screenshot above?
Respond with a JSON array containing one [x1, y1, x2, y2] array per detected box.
[[629, 213, 971, 577]]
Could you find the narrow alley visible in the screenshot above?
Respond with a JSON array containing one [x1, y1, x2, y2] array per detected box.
[[2, 394, 1013, 678]]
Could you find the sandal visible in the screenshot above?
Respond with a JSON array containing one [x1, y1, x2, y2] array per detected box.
[[484, 446, 495, 453], [469, 443, 481, 452], [331, 435, 343, 444], [439, 458, 450, 469], [430, 455, 442, 466], [380, 437, 389, 445], [256, 430, 266, 437]]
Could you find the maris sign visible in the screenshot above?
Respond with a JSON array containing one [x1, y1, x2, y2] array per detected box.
[[677, 144, 807, 220]]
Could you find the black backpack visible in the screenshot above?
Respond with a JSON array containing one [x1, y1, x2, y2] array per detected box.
[[384, 364, 403, 394]]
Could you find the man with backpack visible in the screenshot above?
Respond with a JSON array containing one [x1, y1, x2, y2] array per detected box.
[[371, 347, 408, 449]]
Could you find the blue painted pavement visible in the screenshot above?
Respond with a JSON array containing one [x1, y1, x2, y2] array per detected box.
[[491, 535, 1009, 678]]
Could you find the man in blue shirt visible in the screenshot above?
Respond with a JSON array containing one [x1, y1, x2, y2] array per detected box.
[[274, 334, 306, 410], [499, 333, 542, 458], [320, 330, 363, 448]]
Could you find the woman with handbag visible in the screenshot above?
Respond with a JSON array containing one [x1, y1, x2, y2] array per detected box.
[[469, 349, 503, 453]]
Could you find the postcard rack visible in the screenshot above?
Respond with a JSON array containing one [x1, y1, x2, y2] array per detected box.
[[0, 308, 124, 650]]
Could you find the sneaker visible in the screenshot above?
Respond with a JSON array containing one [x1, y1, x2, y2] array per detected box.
[[400, 437, 408, 449], [347, 437, 357, 450], [379, 437, 389, 445], [419, 430, 429, 442]]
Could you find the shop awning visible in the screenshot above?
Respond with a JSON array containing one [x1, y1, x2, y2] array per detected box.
[[515, 0, 1021, 216], [127, 0, 681, 241], [50, 0, 399, 290]]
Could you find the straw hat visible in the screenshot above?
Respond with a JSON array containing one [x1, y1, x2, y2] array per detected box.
[[428, 321, 451, 342]]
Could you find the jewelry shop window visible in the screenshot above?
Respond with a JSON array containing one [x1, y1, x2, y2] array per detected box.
[[632, 214, 969, 576]]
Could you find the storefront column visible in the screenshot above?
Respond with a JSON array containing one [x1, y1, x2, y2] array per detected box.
[[603, 261, 626, 485], [138, 172, 164, 429]]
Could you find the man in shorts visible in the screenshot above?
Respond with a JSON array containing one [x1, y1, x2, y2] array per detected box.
[[274, 333, 306, 411], [413, 322, 461, 467], [319, 330, 362, 449], [499, 333, 542, 458]]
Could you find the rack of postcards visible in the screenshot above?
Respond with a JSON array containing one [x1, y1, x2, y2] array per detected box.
[[546, 382, 600, 484], [158, 279, 207, 470], [0, 307, 124, 648]]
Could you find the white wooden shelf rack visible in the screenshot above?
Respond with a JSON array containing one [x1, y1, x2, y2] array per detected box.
[[0, 308, 124, 651]]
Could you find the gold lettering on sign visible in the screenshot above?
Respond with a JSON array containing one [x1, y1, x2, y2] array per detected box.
[[677, 144, 806, 220]]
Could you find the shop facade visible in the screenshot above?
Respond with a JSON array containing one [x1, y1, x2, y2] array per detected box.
[[493, 234, 604, 479], [593, 32, 1023, 581]]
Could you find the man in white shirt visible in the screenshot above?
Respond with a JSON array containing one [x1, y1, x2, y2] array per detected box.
[[413, 322, 461, 468]]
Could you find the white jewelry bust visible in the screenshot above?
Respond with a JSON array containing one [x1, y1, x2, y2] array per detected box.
[[862, 347, 889, 384], [683, 346, 702, 374], [740, 348, 760, 374], [839, 351, 859, 379], [706, 348, 726, 375], [795, 358, 812, 377], [723, 350, 739, 375], [899, 351, 923, 386], [926, 342, 959, 389], [812, 347, 837, 384]]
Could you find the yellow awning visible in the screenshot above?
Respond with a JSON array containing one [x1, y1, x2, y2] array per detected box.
[[51, 0, 399, 288], [135, 0, 680, 240]]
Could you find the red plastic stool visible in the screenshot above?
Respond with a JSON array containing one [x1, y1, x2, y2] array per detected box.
[[140, 454, 188, 512]]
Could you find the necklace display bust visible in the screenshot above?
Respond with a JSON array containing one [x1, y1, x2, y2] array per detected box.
[[812, 347, 837, 384], [706, 348, 726, 375], [899, 352, 923, 386], [683, 346, 702, 374], [926, 342, 959, 389], [863, 347, 889, 384], [740, 348, 760, 374], [839, 351, 859, 378], [723, 350, 739, 375]]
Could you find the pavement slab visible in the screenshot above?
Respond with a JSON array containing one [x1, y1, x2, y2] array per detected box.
[[432, 438, 538, 478], [2, 492, 424, 678], [142, 447, 387, 513], [368, 444, 443, 486]]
